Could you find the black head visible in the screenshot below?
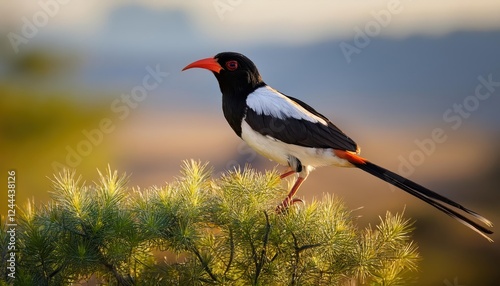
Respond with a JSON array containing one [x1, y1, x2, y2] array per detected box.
[[183, 52, 265, 96]]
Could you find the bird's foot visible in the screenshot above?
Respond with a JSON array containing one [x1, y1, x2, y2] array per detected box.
[[275, 197, 304, 214]]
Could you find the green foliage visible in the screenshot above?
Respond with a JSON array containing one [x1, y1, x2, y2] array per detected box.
[[1, 161, 419, 285]]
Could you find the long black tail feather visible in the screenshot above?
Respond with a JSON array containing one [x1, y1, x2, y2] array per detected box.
[[353, 160, 494, 242]]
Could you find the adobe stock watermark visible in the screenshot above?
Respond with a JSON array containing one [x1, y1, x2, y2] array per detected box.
[[395, 73, 498, 182], [339, 0, 409, 63], [213, 0, 244, 21], [6, 170, 17, 280], [51, 65, 169, 173], [7, 0, 72, 54], [224, 141, 257, 172], [222, 116, 287, 175]]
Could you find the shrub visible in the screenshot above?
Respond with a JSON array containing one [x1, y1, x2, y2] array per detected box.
[[1, 161, 418, 285]]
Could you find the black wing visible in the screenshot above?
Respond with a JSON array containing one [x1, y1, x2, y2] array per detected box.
[[244, 93, 358, 152]]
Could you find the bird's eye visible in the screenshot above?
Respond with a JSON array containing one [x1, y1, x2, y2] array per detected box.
[[225, 60, 238, 71]]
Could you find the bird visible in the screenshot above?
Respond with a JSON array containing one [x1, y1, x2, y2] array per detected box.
[[182, 52, 493, 242]]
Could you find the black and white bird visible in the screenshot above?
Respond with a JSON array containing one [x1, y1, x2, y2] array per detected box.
[[182, 52, 493, 241]]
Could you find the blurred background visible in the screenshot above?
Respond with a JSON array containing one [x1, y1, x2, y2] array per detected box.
[[1, 1, 499, 284]]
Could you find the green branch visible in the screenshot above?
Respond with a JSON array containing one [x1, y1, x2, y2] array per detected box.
[[1, 160, 419, 285]]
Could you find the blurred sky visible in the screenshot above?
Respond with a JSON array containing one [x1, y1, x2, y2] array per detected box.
[[2, 1, 500, 284], [3, 1, 500, 42], [3, 1, 500, 120]]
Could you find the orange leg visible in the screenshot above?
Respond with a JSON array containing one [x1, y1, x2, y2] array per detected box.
[[277, 159, 310, 212], [276, 176, 306, 212], [280, 169, 296, 179]]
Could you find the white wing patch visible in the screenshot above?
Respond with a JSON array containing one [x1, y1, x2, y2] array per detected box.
[[246, 86, 328, 125]]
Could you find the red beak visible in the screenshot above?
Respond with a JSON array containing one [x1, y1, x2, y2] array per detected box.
[[182, 57, 223, 73]]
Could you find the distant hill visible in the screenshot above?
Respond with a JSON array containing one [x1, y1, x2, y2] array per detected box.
[[73, 6, 500, 129]]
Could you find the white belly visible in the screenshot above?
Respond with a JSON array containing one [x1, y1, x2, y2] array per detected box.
[[240, 121, 353, 168]]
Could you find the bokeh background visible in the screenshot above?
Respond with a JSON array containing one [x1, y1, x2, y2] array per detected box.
[[1, 1, 499, 284]]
